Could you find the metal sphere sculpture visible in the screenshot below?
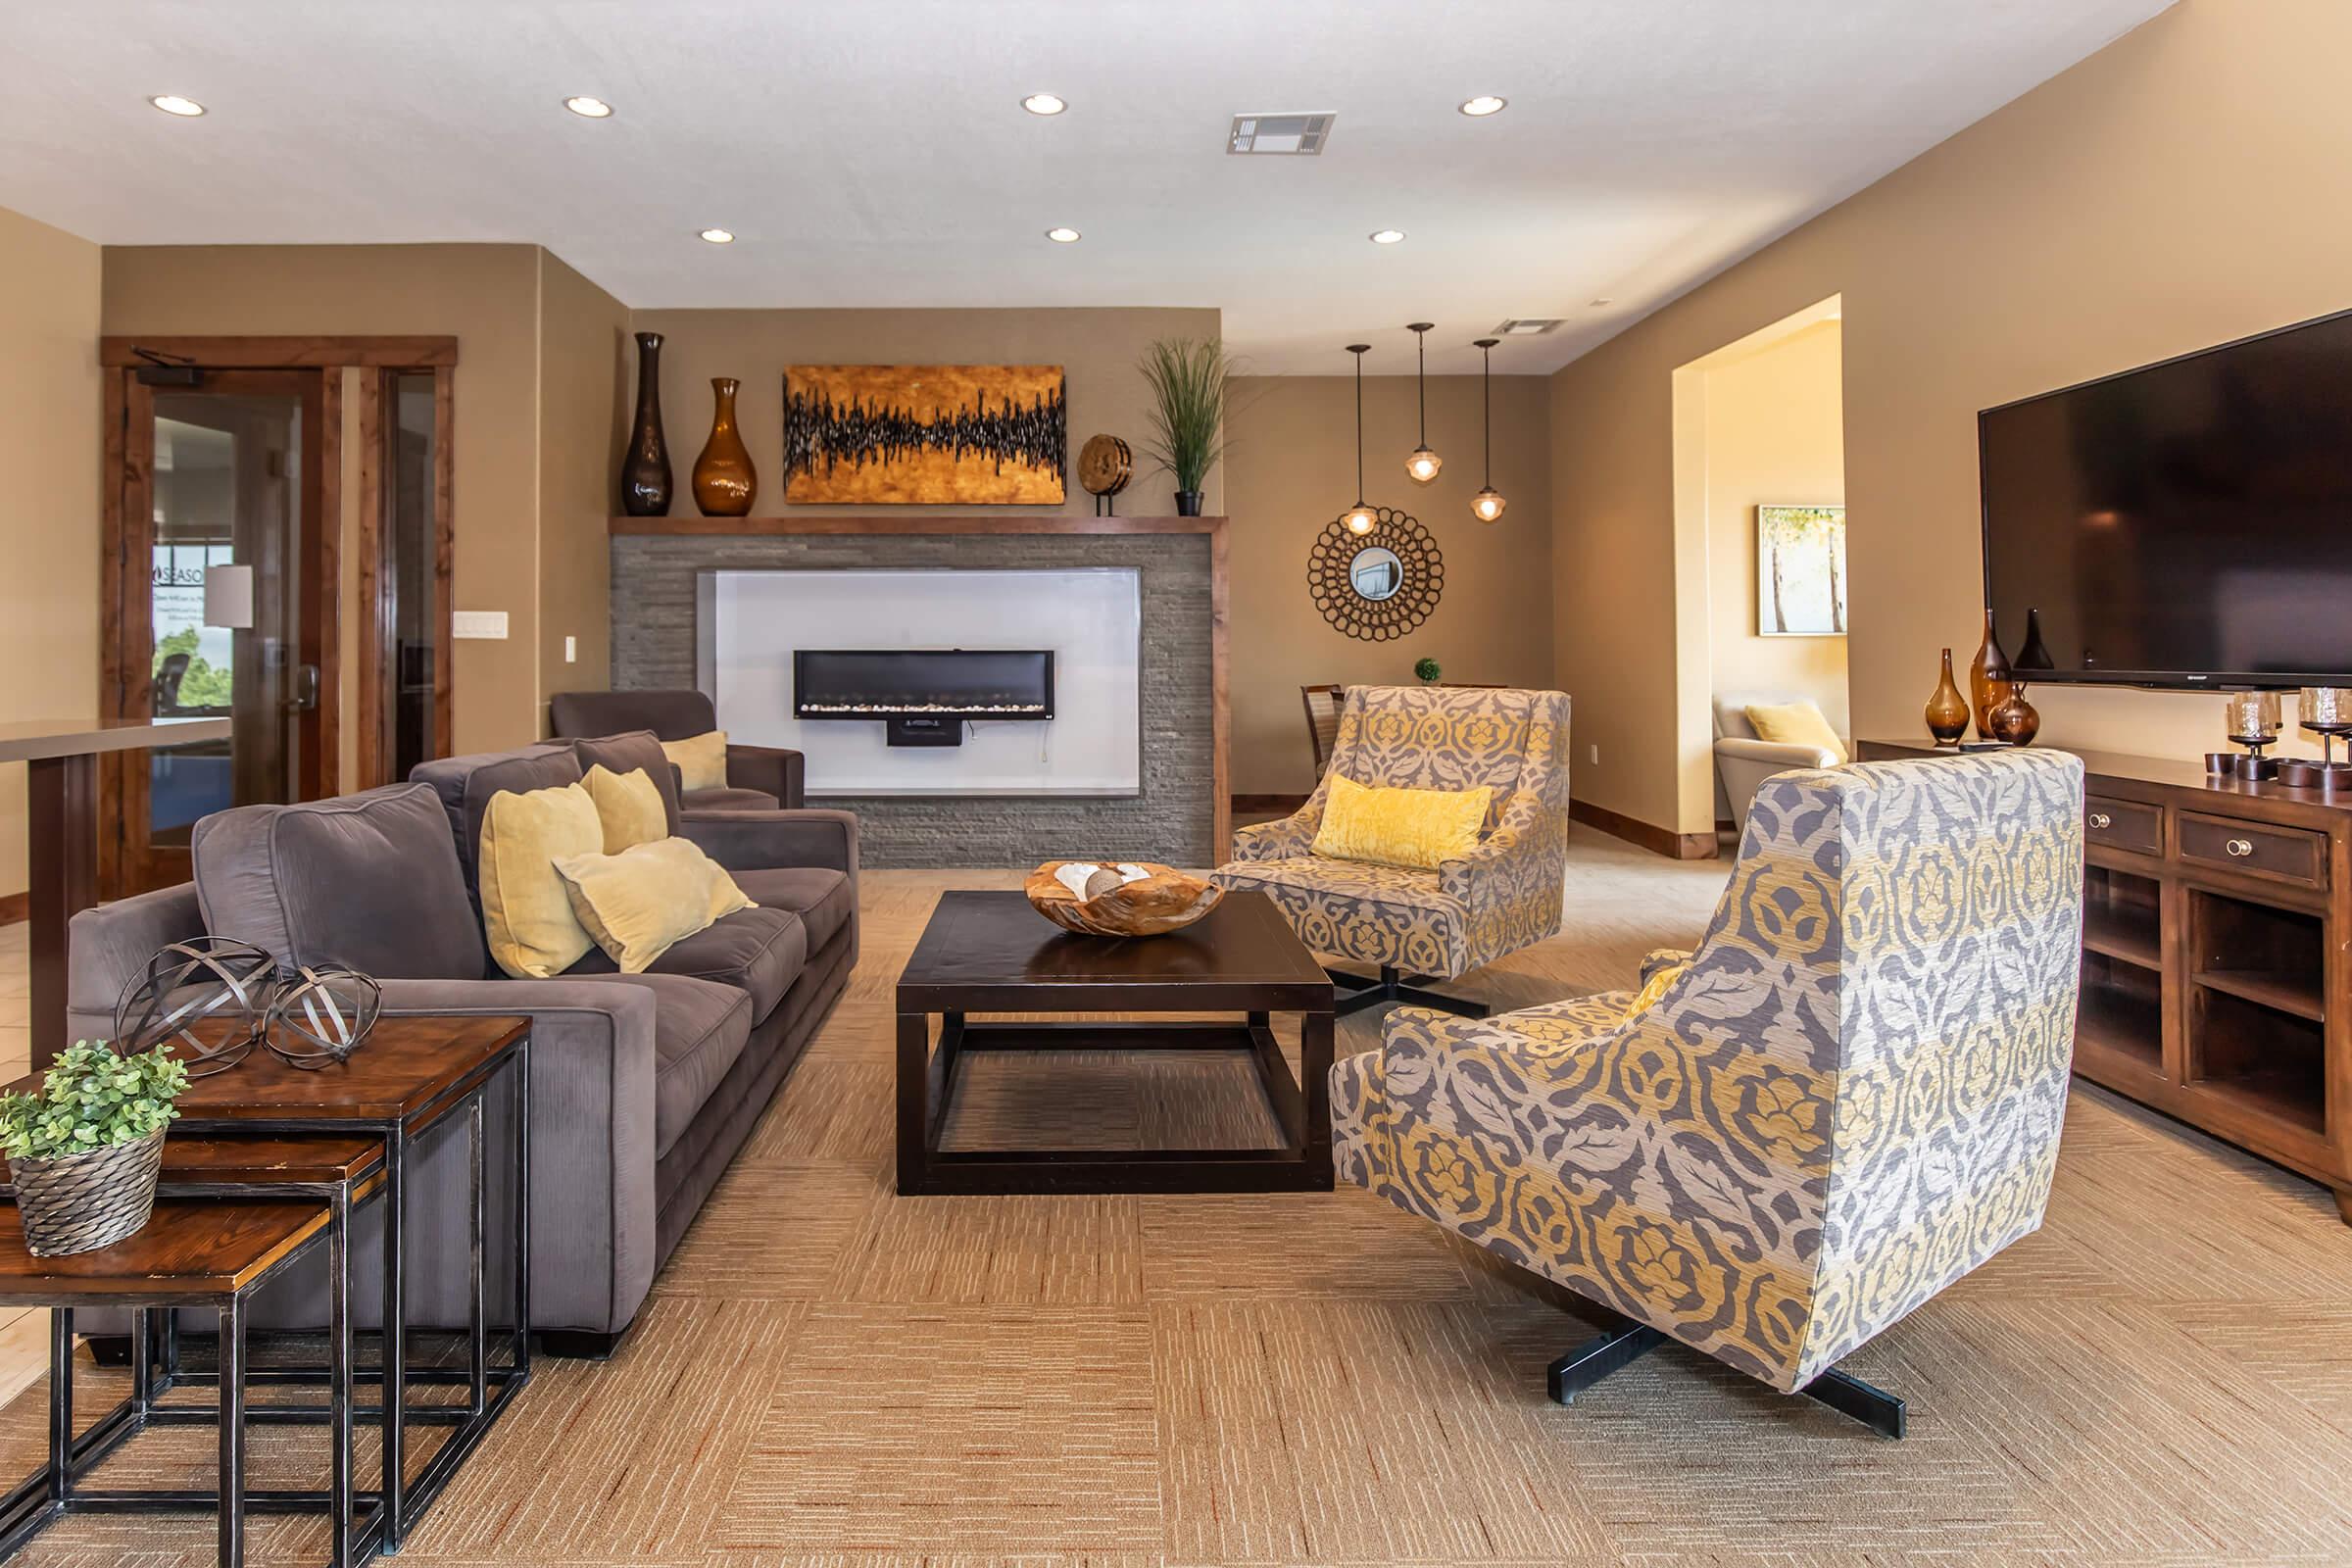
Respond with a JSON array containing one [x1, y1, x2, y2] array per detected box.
[[263, 965, 381, 1070], [113, 937, 278, 1077]]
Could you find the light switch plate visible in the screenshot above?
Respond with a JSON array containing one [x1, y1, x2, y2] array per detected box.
[[452, 610, 509, 640], [564, 634, 577, 662]]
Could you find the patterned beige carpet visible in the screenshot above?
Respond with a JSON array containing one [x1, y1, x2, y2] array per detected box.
[[8, 833, 2352, 1565]]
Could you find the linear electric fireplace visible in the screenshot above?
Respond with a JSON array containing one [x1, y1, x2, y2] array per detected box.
[[793, 648, 1055, 747]]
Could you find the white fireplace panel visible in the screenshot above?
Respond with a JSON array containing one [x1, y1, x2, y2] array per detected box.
[[698, 567, 1142, 796]]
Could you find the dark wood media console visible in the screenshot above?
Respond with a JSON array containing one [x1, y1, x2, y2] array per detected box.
[[1862, 739, 2352, 1224]]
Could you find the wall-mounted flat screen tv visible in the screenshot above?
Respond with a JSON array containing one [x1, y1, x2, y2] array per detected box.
[[1980, 307, 2352, 688]]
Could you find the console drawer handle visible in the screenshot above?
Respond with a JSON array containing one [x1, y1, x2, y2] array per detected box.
[[2088, 812, 2112, 829], [2226, 837, 2255, 858]]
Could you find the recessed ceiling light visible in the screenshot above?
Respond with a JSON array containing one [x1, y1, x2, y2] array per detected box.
[[564, 95, 613, 119], [1458, 95, 1508, 118], [148, 95, 206, 118], [699, 228, 735, 245], [1045, 226, 1081, 244], [1369, 229, 1406, 245], [1021, 93, 1067, 116]]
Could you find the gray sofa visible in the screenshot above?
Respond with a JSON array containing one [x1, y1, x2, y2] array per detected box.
[[67, 727, 857, 1355], [550, 689, 805, 810]]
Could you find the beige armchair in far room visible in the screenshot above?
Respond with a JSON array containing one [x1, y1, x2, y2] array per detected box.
[[1713, 692, 1848, 831]]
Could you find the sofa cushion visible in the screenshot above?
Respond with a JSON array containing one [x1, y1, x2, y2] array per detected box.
[[191, 783, 481, 978], [564, 905, 807, 1019], [563, 971, 754, 1162], [409, 742, 577, 900], [731, 866, 853, 955], [681, 785, 779, 812], [571, 730, 683, 836], [550, 689, 716, 744]]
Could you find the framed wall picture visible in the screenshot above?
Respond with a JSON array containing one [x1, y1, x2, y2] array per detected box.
[[781, 364, 1066, 504], [1756, 503, 1846, 636]]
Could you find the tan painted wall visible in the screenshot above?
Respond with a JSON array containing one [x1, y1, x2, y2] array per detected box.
[[1224, 373, 1553, 796], [626, 308, 1224, 518], [0, 206, 102, 898], [1550, 0, 2348, 834], [1701, 319, 1848, 766], [536, 252, 628, 710], [102, 244, 549, 755]]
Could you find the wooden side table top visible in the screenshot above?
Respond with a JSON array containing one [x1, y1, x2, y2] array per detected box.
[[0, 1200, 329, 1300], [160, 1134, 384, 1187]]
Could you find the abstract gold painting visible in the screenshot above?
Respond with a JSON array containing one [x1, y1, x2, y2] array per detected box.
[[781, 365, 1066, 504]]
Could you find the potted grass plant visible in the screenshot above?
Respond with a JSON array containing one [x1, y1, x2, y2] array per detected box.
[[1137, 336, 1239, 516], [0, 1041, 187, 1256]]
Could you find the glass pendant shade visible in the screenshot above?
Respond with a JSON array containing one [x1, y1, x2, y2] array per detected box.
[[1404, 322, 1442, 485], [1469, 336, 1506, 523], [1344, 504, 1378, 536], [1406, 446, 1443, 484], [1340, 342, 1376, 535], [1472, 487, 1506, 523]]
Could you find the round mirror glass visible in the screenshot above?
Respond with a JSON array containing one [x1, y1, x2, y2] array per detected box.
[[1348, 545, 1403, 601]]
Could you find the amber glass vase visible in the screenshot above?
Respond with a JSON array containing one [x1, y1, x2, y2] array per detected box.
[[692, 377, 758, 517], [1969, 610, 2012, 740], [618, 331, 671, 516], [1925, 649, 1971, 745], [1987, 681, 2039, 747]]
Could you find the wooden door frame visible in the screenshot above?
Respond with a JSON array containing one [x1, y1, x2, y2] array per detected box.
[[354, 365, 457, 787]]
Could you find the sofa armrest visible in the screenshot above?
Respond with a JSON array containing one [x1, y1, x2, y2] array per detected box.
[[373, 975, 661, 1336], [726, 743, 805, 809], [679, 807, 858, 877], [1714, 735, 1840, 769], [69, 882, 208, 1029]]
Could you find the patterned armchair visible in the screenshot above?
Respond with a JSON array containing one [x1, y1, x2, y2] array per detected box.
[[1331, 750, 2084, 1435], [1215, 684, 1570, 1018]]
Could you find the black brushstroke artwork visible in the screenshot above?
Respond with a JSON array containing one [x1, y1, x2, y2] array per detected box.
[[782, 380, 1067, 483]]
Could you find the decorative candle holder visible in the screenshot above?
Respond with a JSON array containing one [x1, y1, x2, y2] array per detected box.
[[2214, 691, 2282, 780], [2282, 687, 2352, 789]]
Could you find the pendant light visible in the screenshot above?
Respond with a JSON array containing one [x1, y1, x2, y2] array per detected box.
[[1470, 337, 1507, 523], [1403, 322, 1443, 485], [1343, 344, 1378, 534]]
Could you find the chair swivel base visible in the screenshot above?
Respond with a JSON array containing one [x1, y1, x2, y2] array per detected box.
[[1545, 1310, 1906, 1439], [1325, 965, 1490, 1020]]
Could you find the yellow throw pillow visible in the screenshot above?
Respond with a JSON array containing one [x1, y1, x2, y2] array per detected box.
[[661, 730, 729, 793], [1742, 701, 1847, 764], [479, 782, 604, 979], [582, 762, 668, 855], [552, 837, 755, 973], [1310, 773, 1492, 871]]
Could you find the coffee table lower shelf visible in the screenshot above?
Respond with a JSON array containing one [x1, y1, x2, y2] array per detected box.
[[896, 1016, 1335, 1196]]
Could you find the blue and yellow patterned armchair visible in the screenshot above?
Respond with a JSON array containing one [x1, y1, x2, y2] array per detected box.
[[1215, 684, 1571, 1018], [1331, 750, 2084, 1435]]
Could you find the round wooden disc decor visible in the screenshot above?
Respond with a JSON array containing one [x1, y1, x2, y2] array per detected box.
[[1077, 433, 1133, 496], [1308, 509, 1445, 640]]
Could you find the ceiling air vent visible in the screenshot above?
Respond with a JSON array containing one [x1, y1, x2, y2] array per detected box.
[[1493, 318, 1564, 336], [1229, 113, 1334, 155]]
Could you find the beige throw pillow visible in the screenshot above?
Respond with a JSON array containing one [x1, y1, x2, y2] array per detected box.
[[553, 837, 754, 973], [661, 730, 729, 793], [479, 781, 604, 979], [582, 762, 668, 854]]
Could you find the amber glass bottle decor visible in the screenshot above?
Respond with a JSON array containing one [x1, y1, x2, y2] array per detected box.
[[692, 377, 758, 516], [618, 331, 672, 516], [1969, 609, 2012, 739], [1925, 649, 1971, 745], [1987, 681, 2039, 747]]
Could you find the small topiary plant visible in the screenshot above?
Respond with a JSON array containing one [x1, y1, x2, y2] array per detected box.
[[0, 1042, 188, 1162], [1414, 657, 1442, 684]]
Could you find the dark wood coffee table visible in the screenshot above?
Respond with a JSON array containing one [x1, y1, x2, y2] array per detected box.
[[896, 889, 1336, 1195]]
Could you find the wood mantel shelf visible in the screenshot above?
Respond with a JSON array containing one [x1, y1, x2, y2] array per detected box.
[[609, 513, 1225, 537]]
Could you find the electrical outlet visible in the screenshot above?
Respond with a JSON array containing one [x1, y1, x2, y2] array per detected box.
[[1588, 744, 1600, 765], [564, 635, 577, 663], [452, 610, 509, 641]]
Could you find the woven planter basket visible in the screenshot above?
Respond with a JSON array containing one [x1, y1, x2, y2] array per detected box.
[[8, 1129, 167, 1257]]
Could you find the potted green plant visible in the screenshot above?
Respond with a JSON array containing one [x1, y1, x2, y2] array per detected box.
[[1137, 336, 1238, 516], [1415, 657, 1443, 685], [0, 1041, 188, 1256]]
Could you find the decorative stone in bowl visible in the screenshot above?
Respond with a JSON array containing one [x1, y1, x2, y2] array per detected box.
[[1024, 860, 1224, 937]]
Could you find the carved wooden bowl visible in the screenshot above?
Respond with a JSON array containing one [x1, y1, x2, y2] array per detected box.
[[1024, 860, 1224, 938]]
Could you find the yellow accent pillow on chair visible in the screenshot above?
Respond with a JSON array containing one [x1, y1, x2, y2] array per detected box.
[[1311, 774, 1492, 870], [581, 763, 668, 854], [478, 782, 605, 979], [660, 730, 729, 793], [553, 838, 754, 973], [1742, 701, 1848, 764]]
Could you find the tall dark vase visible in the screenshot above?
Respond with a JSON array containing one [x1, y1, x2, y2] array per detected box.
[[619, 332, 671, 517], [692, 376, 757, 517]]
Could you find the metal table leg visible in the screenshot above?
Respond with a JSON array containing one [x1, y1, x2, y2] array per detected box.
[[219, 1294, 246, 1568], [380, 1122, 406, 1553], [467, 1093, 486, 1418], [329, 1189, 352, 1568], [46, 1308, 71, 1505]]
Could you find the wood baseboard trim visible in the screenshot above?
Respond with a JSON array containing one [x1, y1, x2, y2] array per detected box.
[[0, 892, 24, 928], [1231, 793, 1310, 816], [1571, 799, 1719, 860]]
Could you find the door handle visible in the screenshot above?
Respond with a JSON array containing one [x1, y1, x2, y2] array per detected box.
[[285, 663, 320, 712]]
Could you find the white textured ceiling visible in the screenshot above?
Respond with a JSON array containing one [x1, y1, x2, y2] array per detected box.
[[0, 0, 2171, 375]]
